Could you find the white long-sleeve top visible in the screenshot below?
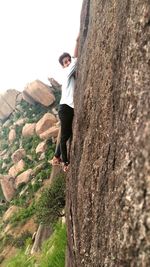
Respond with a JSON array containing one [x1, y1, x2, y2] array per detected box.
[[60, 58, 77, 108]]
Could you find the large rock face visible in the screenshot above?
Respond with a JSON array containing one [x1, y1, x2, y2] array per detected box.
[[66, 1, 150, 267]]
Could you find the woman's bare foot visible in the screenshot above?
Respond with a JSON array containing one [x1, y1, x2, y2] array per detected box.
[[63, 163, 69, 172], [49, 156, 61, 166]]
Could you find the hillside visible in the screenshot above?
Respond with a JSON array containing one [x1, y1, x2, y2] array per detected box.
[[0, 80, 67, 266]]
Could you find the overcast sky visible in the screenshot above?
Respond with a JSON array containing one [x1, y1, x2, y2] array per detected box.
[[0, 0, 82, 94]]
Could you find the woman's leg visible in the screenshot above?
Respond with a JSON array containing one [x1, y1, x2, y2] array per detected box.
[[59, 105, 74, 164]]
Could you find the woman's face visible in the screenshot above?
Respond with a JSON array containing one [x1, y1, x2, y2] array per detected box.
[[62, 56, 71, 68]]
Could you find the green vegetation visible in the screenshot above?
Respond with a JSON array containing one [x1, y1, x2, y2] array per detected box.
[[36, 174, 66, 226], [0, 234, 14, 249], [45, 139, 56, 161], [0, 202, 8, 217], [0, 98, 67, 267], [11, 194, 28, 207], [3, 251, 36, 267], [39, 222, 66, 267], [20, 100, 50, 123], [11, 162, 52, 207], [22, 135, 41, 153], [0, 126, 9, 140], [13, 231, 32, 248], [15, 125, 23, 137], [53, 89, 61, 109], [0, 184, 5, 201], [0, 127, 10, 150], [9, 202, 36, 226], [3, 223, 67, 267]]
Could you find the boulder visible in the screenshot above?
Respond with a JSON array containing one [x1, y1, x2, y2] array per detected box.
[[3, 206, 19, 222], [48, 77, 61, 89], [32, 163, 45, 175], [2, 162, 7, 169], [39, 126, 59, 140], [2, 119, 11, 127], [22, 91, 36, 105], [39, 152, 45, 160], [11, 148, 26, 163], [8, 159, 25, 177], [36, 141, 47, 154], [0, 149, 7, 157], [8, 128, 16, 144], [23, 80, 55, 107], [16, 93, 23, 103], [0, 175, 15, 202], [15, 169, 32, 188], [14, 118, 26, 126], [22, 123, 36, 137], [0, 89, 20, 121], [36, 113, 57, 136]]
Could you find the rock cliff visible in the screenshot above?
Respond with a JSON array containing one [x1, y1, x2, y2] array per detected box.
[[66, 0, 150, 266]]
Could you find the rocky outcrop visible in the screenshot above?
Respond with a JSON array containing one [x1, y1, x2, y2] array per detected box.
[[66, 1, 150, 267], [23, 80, 55, 107], [0, 89, 21, 121]]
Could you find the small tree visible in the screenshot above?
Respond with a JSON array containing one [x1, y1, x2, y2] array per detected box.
[[35, 174, 66, 225]]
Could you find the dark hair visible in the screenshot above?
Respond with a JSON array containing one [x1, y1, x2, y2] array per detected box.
[[58, 52, 71, 66]]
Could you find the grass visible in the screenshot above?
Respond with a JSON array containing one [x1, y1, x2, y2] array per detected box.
[[3, 251, 35, 267], [39, 222, 67, 267], [9, 202, 36, 226], [3, 222, 67, 267]]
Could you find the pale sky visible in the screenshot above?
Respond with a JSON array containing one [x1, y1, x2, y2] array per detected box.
[[0, 0, 82, 94]]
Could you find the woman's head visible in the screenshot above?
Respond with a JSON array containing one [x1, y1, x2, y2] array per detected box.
[[59, 52, 71, 68]]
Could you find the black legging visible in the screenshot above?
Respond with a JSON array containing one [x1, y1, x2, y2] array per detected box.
[[55, 104, 74, 164]]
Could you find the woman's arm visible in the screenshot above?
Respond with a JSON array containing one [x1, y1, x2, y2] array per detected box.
[[73, 34, 80, 58]]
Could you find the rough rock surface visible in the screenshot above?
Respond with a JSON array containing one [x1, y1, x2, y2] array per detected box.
[[66, 1, 150, 267]]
